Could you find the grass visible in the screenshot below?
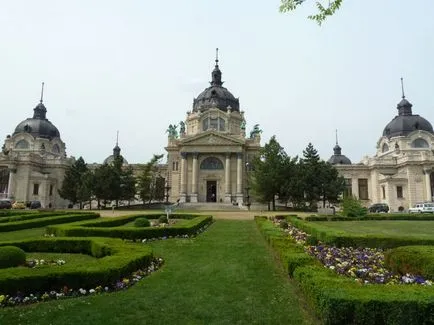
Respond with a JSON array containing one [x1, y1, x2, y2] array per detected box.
[[25, 252, 98, 264], [312, 220, 434, 238], [0, 220, 315, 325], [0, 227, 46, 241]]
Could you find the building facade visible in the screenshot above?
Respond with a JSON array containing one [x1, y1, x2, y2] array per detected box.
[[0, 88, 71, 208], [164, 55, 261, 204], [329, 91, 434, 212]]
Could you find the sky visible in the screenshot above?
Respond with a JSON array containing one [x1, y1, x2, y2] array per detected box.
[[1, 0, 434, 164]]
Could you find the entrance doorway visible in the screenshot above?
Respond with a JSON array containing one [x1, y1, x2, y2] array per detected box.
[[206, 181, 217, 202], [430, 172, 434, 201]]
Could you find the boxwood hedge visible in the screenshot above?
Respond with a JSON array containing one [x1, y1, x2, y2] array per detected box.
[[0, 213, 100, 232], [385, 245, 434, 280], [0, 237, 153, 295], [255, 216, 434, 325], [0, 211, 70, 224], [46, 214, 213, 240]]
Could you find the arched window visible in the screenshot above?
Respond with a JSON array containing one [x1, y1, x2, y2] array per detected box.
[[412, 138, 429, 148], [52, 144, 60, 154], [382, 143, 389, 153], [202, 117, 226, 131], [15, 140, 29, 149], [200, 157, 224, 170]]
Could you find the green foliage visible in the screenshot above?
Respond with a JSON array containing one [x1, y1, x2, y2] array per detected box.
[[47, 214, 212, 240], [279, 220, 289, 229], [58, 156, 91, 208], [137, 154, 165, 204], [0, 246, 26, 269], [158, 215, 168, 224], [134, 217, 151, 227], [0, 238, 153, 295], [279, 0, 343, 25], [0, 213, 99, 232], [385, 246, 434, 280], [342, 195, 367, 218]]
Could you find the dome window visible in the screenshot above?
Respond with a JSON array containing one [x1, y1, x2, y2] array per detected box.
[[382, 143, 389, 153], [200, 157, 224, 170], [202, 117, 226, 132], [52, 144, 60, 154], [412, 138, 429, 148], [15, 139, 29, 149]]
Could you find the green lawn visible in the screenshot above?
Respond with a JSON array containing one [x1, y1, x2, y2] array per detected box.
[[0, 220, 315, 325], [0, 227, 46, 241], [312, 220, 434, 238]]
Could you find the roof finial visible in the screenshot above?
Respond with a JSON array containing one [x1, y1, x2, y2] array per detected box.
[[401, 77, 405, 99], [215, 48, 219, 67], [116, 130, 119, 146], [40, 82, 45, 103], [335, 129, 338, 145]]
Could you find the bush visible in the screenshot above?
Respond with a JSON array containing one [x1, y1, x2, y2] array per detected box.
[[385, 246, 434, 280], [279, 220, 289, 229], [134, 217, 151, 227], [158, 215, 168, 224], [0, 246, 26, 269], [342, 196, 367, 218]]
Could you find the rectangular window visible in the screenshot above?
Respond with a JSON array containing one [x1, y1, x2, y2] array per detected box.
[[344, 178, 352, 197], [382, 186, 386, 199], [397, 186, 403, 198], [49, 185, 53, 196], [358, 179, 369, 200], [33, 183, 39, 195]]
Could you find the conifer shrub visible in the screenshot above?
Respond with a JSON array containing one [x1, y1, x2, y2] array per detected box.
[[158, 215, 168, 224], [0, 246, 26, 269], [134, 217, 151, 227], [342, 196, 367, 218]]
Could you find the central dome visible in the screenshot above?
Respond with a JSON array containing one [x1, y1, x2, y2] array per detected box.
[[383, 97, 434, 138], [13, 102, 60, 140], [192, 54, 239, 113]]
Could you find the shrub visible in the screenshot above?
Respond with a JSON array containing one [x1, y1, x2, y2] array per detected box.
[[0, 246, 26, 269], [385, 246, 434, 280], [158, 215, 168, 224], [342, 196, 367, 218], [279, 220, 289, 229], [134, 217, 151, 227]]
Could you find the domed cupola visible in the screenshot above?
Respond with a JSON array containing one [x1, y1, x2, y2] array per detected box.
[[383, 78, 434, 138], [13, 83, 60, 140], [103, 131, 128, 165], [192, 48, 240, 113], [328, 130, 352, 165]]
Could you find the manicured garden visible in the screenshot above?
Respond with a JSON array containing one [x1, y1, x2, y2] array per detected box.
[[0, 217, 314, 325], [257, 215, 434, 324]]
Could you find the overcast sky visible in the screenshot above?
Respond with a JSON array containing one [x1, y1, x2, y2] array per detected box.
[[1, 1, 433, 164]]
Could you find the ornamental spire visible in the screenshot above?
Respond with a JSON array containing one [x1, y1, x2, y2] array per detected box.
[[210, 47, 223, 86]]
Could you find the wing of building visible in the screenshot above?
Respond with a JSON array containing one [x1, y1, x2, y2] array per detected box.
[[0, 94, 71, 208], [164, 54, 261, 204], [328, 92, 434, 212]]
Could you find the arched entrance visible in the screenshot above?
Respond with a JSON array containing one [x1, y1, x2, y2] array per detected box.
[[0, 167, 9, 199], [206, 181, 217, 202], [430, 172, 434, 202]]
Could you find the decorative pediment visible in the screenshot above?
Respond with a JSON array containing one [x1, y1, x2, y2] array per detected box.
[[181, 132, 244, 146]]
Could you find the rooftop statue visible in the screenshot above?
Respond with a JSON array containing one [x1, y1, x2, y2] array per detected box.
[[166, 124, 178, 138], [249, 124, 262, 138], [179, 121, 186, 135]]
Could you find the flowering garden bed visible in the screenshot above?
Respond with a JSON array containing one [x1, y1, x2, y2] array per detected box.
[[46, 214, 213, 240], [256, 216, 434, 325], [0, 237, 157, 303]]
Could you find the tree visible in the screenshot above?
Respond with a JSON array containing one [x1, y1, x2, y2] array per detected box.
[[137, 154, 164, 205], [93, 163, 114, 208], [250, 136, 287, 211], [279, 0, 343, 25], [58, 156, 90, 209], [317, 161, 346, 208], [301, 143, 322, 208]]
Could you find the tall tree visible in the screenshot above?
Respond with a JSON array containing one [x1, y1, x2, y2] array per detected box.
[[301, 143, 322, 208], [279, 0, 343, 25], [250, 136, 287, 211], [58, 156, 89, 209], [317, 161, 346, 207], [137, 154, 164, 205]]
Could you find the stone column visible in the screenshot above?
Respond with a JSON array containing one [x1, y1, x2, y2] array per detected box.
[[7, 168, 16, 199], [236, 152, 243, 204], [351, 177, 359, 199], [224, 153, 232, 203], [191, 152, 198, 203], [424, 169, 432, 202], [179, 152, 187, 203]]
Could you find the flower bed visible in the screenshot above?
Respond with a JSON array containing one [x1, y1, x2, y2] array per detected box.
[[0, 237, 155, 296], [256, 216, 434, 325], [46, 214, 213, 240]]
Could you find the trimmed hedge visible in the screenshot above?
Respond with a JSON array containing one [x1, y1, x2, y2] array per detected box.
[[134, 217, 151, 227], [47, 214, 213, 240], [288, 216, 434, 248], [302, 213, 434, 222], [255, 216, 434, 325], [0, 213, 100, 232], [0, 237, 153, 295], [0, 211, 70, 224], [0, 246, 26, 269], [385, 246, 434, 280]]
